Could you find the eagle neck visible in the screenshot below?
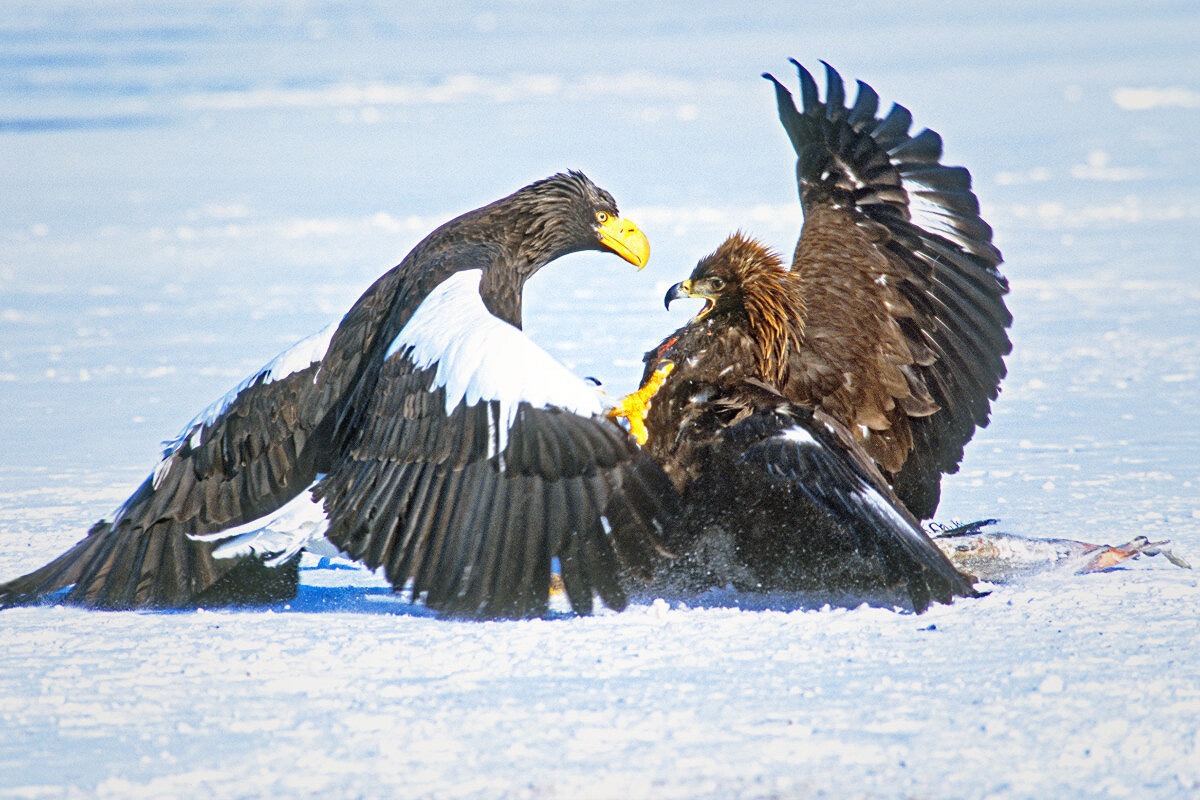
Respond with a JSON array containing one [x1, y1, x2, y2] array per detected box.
[[742, 276, 805, 388], [479, 259, 530, 329], [480, 208, 579, 329]]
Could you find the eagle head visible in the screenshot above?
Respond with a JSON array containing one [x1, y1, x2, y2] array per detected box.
[[664, 232, 804, 385], [513, 171, 650, 269], [664, 232, 789, 320]]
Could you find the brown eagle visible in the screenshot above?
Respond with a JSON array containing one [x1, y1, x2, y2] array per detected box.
[[0, 172, 679, 619], [613, 62, 1010, 611]]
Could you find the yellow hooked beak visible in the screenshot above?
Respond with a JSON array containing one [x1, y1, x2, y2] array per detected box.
[[597, 214, 650, 269]]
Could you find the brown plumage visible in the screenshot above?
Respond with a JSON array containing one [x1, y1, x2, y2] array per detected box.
[[643, 61, 1010, 520], [689, 233, 804, 388], [617, 61, 1009, 611], [633, 233, 981, 611], [766, 62, 1011, 518]]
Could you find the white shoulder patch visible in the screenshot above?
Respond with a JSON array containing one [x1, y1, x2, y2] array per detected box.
[[151, 320, 338, 488], [386, 270, 604, 443]]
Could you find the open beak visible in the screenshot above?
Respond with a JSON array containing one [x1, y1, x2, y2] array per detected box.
[[664, 280, 692, 309], [598, 215, 650, 269], [664, 279, 716, 319]]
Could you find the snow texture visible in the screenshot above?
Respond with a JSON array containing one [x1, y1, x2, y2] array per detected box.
[[1, 2, 1198, 799]]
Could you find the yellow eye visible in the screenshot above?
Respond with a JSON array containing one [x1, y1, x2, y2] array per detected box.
[[596, 212, 609, 224]]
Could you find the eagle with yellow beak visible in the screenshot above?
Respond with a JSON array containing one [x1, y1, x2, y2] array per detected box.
[[1, 171, 679, 619]]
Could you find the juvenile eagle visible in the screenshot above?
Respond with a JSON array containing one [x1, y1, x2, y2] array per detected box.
[[615, 62, 1010, 610], [1, 172, 678, 619]]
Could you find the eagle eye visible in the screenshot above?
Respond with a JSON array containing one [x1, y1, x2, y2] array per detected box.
[[709, 277, 726, 292], [596, 211, 609, 224]]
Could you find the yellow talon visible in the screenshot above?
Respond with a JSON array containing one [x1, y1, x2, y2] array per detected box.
[[607, 362, 674, 446]]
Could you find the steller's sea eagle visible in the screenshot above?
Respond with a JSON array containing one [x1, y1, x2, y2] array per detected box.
[[1, 171, 679, 619], [612, 62, 1010, 611]]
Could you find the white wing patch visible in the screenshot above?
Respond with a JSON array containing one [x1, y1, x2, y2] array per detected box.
[[778, 422, 914, 531], [152, 320, 339, 489], [190, 483, 337, 567], [780, 425, 818, 447], [386, 269, 604, 453], [908, 192, 967, 250], [852, 484, 914, 531]]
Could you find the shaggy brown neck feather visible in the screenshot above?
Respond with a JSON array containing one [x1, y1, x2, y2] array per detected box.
[[713, 234, 806, 388]]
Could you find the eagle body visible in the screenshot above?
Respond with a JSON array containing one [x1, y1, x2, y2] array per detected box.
[[2, 171, 677, 619], [640, 247, 974, 611], [622, 62, 1010, 611]]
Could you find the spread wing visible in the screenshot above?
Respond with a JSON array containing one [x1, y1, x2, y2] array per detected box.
[[0, 326, 339, 608], [766, 61, 1011, 518], [316, 270, 679, 619], [695, 403, 977, 612], [0, 261, 413, 610]]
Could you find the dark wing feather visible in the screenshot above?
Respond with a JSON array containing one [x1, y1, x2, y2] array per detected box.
[[0, 249, 431, 610], [699, 404, 977, 612], [316, 353, 678, 619], [0, 361, 335, 609], [765, 61, 1010, 518]]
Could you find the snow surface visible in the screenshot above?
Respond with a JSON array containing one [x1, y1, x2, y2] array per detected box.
[[1, 2, 1198, 798]]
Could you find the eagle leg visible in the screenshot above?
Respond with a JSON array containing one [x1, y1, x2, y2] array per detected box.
[[606, 363, 675, 445]]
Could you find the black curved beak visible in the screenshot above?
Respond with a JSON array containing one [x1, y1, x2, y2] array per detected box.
[[664, 280, 689, 310]]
